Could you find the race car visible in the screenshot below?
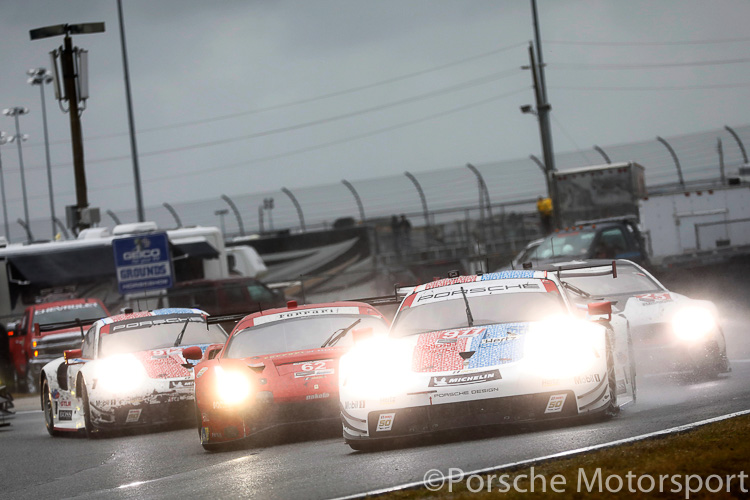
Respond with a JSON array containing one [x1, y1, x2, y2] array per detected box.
[[543, 259, 730, 377], [40, 308, 227, 437], [338, 270, 635, 450], [191, 300, 390, 451]]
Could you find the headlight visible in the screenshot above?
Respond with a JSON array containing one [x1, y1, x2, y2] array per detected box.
[[215, 365, 252, 405], [525, 316, 602, 378], [340, 338, 413, 399], [95, 354, 148, 393], [672, 307, 716, 342]]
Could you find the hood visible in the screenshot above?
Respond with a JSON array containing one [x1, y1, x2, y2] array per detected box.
[[132, 344, 210, 379], [245, 347, 347, 377], [410, 323, 530, 373]]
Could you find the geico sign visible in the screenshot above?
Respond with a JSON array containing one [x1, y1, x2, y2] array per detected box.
[[123, 248, 161, 261]]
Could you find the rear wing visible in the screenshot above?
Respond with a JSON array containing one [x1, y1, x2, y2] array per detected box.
[[543, 260, 619, 279]]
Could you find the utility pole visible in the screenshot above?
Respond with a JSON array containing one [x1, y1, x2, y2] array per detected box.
[[529, 0, 559, 228]]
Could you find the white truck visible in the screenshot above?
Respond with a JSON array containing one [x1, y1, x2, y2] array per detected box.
[[639, 184, 750, 268]]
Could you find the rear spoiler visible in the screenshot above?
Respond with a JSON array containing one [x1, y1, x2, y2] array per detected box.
[[351, 283, 419, 308], [548, 260, 618, 279]]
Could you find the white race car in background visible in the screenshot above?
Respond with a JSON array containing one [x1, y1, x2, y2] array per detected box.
[[339, 270, 635, 450], [547, 259, 730, 377], [40, 308, 227, 437]]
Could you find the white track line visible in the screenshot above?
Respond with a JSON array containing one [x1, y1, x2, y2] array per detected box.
[[330, 408, 750, 500]]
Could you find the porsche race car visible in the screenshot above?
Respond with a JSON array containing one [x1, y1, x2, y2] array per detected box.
[[40, 308, 227, 437], [339, 270, 636, 450], [545, 259, 730, 377], [192, 301, 390, 451]]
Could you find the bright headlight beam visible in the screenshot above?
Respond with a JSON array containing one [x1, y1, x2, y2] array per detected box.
[[215, 365, 251, 405], [96, 354, 147, 393], [525, 317, 601, 378], [672, 307, 716, 342]]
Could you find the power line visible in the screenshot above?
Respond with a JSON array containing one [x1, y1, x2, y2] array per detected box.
[[39, 69, 525, 167], [73, 87, 532, 190], [551, 57, 750, 70], [42, 41, 528, 146], [550, 82, 750, 91], [545, 36, 750, 46]]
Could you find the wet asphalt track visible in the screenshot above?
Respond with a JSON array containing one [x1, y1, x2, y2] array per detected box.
[[2, 313, 749, 500]]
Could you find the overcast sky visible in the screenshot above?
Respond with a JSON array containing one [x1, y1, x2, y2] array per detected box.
[[1, 0, 749, 228]]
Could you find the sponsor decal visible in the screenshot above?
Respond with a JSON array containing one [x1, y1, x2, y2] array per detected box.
[[480, 334, 520, 345], [60, 400, 72, 407], [169, 380, 195, 389], [109, 315, 203, 333], [305, 393, 330, 400], [344, 400, 366, 410], [480, 270, 536, 280], [417, 283, 541, 303], [542, 378, 559, 387], [212, 401, 228, 409], [433, 387, 500, 399], [36, 302, 102, 314], [252, 307, 360, 325], [126, 409, 142, 423], [635, 293, 672, 305], [58, 409, 73, 421], [574, 374, 601, 384], [211, 432, 223, 439], [428, 369, 501, 387], [294, 360, 334, 378], [545, 394, 567, 414], [51, 389, 60, 400], [376, 412, 396, 432], [201, 412, 209, 423], [196, 367, 208, 379], [200, 427, 209, 443], [379, 396, 396, 404]]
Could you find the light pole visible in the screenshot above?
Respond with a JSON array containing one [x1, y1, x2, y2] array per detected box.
[[28, 67, 56, 238], [0, 132, 11, 240], [31, 22, 105, 233], [3, 107, 31, 240]]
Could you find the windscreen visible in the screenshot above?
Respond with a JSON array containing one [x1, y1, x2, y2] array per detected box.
[[392, 288, 566, 337], [562, 263, 662, 299], [224, 314, 388, 359], [99, 315, 226, 357], [532, 231, 596, 259], [33, 302, 108, 325]]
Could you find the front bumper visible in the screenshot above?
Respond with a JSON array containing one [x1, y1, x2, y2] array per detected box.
[[199, 396, 340, 444], [342, 390, 585, 442]]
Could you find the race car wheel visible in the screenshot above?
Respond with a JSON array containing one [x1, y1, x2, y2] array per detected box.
[[42, 379, 62, 437], [80, 380, 99, 438], [603, 330, 619, 418]]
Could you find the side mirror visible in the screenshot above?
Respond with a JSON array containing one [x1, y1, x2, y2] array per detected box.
[[182, 345, 203, 361], [64, 349, 83, 364], [352, 327, 374, 343], [587, 301, 612, 321]]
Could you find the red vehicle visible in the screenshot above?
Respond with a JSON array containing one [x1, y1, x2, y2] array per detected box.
[[8, 298, 109, 393], [190, 300, 389, 451]]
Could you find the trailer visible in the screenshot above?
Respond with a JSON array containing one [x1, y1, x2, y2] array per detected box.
[[638, 184, 750, 268]]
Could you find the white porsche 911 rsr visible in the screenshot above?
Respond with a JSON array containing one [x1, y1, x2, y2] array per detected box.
[[40, 308, 227, 437], [339, 270, 635, 450], [546, 259, 730, 378]]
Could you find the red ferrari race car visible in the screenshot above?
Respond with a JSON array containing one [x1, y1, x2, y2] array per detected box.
[[191, 300, 389, 451]]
